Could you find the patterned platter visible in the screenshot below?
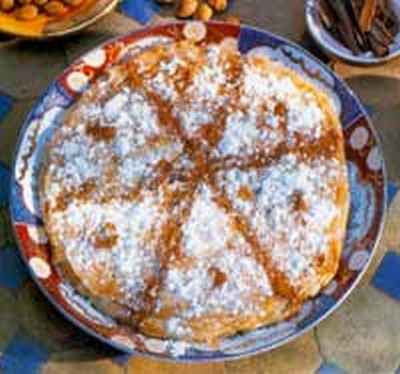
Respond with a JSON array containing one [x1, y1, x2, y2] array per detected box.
[[9, 21, 387, 362]]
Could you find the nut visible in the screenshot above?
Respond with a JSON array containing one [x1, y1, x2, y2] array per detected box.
[[195, 2, 213, 21], [44, 0, 67, 15], [225, 15, 240, 24], [207, 0, 227, 12], [156, 0, 174, 3], [177, 0, 198, 18], [18, 0, 32, 4], [34, 0, 48, 5], [0, 0, 14, 11], [15, 4, 38, 19]]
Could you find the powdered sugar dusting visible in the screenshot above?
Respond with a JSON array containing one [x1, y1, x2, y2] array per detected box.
[[53, 192, 165, 309], [187, 46, 226, 102], [217, 111, 281, 157], [159, 186, 273, 338], [164, 253, 271, 328], [41, 38, 346, 343], [120, 141, 182, 188], [145, 43, 231, 136], [240, 62, 325, 141], [150, 57, 185, 101], [217, 154, 344, 286], [182, 185, 249, 258]]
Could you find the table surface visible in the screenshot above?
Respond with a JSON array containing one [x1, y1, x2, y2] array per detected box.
[[1, 1, 400, 373]]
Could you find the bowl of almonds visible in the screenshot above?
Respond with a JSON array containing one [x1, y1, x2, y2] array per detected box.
[[0, 0, 118, 38]]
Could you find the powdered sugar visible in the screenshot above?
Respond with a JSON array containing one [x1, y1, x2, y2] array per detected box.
[[176, 107, 214, 135], [104, 91, 129, 122], [82, 87, 161, 147], [150, 57, 185, 101], [42, 39, 346, 341], [217, 110, 280, 157], [147, 44, 230, 136], [155, 185, 273, 337], [164, 252, 272, 323], [217, 154, 343, 285], [53, 193, 165, 309], [52, 136, 106, 190], [120, 141, 182, 188], [45, 85, 183, 207], [187, 45, 226, 101], [241, 63, 325, 140], [182, 185, 249, 258]]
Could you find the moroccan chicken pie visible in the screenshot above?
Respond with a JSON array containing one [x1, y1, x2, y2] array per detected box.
[[40, 39, 349, 345]]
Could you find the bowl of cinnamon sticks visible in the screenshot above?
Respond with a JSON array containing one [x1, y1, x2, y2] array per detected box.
[[306, 0, 400, 64]]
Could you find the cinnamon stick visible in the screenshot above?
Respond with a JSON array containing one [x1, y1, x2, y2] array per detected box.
[[329, 0, 362, 53], [359, 0, 378, 32], [319, 0, 336, 30], [367, 32, 389, 56], [346, 0, 369, 51], [374, 17, 395, 43]]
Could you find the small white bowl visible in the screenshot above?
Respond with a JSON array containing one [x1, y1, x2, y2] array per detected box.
[[306, 0, 400, 65]]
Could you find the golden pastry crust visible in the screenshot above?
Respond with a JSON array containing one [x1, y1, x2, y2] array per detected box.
[[40, 39, 349, 345]]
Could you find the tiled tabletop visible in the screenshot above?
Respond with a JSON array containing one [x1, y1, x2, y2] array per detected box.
[[0, 1, 400, 373]]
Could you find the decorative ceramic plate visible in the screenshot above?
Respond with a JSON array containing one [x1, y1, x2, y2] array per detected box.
[[0, 0, 118, 39], [10, 21, 387, 362]]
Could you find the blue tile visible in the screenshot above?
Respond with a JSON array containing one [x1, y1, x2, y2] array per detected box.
[[120, 0, 159, 24], [0, 92, 13, 123], [372, 251, 400, 301], [0, 162, 10, 204], [0, 331, 50, 374], [387, 182, 399, 207], [317, 362, 346, 374], [0, 167, 23, 294], [0, 246, 29, 290]]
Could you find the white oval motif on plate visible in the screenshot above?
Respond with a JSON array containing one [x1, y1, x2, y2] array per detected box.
[[367, 147, 382, 171], [111, 335, 137, 350], [29, 257, 51, 279], [183, 21, 207, 42], [350, 127, 369, 150], [348, 250, 370, 271], [82, 49, 106, 68], [27, 225, 48, 245], [144, 338, 168, 354], [66, 71, 89, 93]]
